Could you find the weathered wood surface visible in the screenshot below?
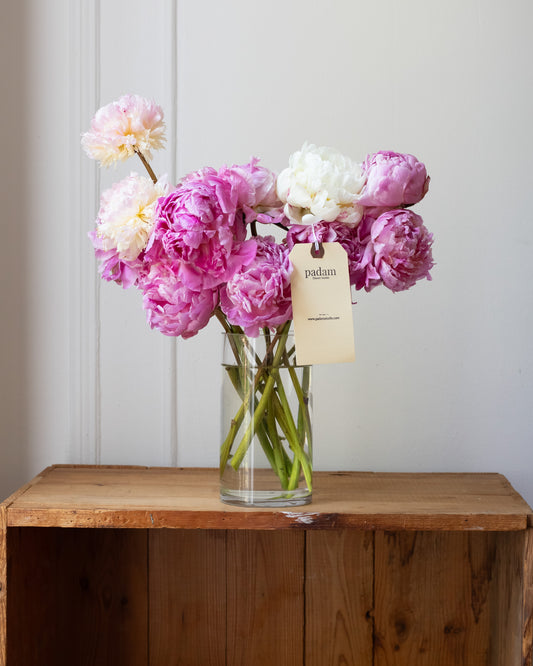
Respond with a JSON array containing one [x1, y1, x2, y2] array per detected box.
[[373, 531, 527, 665], [4, 465, 531, 531], [523, 525, 533, 666], [149, 530, 226, 666], [306, 530, 374, 665], [1, 467, 532, 665], [0, 505, 6, 666], [6, 527, 147, 666], [227, 530, 304, 665]]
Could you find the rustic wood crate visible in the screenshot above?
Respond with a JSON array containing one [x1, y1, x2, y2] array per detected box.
[[1, 466, 531, 665]]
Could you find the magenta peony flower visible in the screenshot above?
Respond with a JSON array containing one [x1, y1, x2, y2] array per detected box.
[[218, 158, 285, 226], [220, 236, 292, 336], [361, 209, 434, 292], [142, 262, 218, 338], [358, 151, 429, 208], [220, 158, 280, 209], [82, 94, 166, 167], [145, 168, 257, 290]]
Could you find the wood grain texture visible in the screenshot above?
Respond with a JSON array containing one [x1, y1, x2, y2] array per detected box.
[[306, 530, 373, 665], [6, 527, 147, 666], [0, 505, 6, 666], [1, 467, 532, 664], [488, 531, 526, 665], [227, 530, 305, 665], [523, 526, 533, 666], [5, 465, 531, 531], [149, 529, 226, 666], [374, 531, 527, 666]]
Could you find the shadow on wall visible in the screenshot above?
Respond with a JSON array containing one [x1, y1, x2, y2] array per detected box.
[[0, 4, 31, 499]]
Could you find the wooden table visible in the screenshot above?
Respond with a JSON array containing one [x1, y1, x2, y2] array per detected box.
[[1, 465, 532, 665]]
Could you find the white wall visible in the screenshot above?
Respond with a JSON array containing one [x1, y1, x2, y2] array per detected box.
[[1, 0, 532, 505]]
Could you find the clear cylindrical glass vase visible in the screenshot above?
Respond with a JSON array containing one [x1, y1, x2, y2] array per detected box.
[[220, 328, 312, 507]]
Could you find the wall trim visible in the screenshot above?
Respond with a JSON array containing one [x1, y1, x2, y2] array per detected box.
[[68, 0, 101, 464], [162, 0, 179, 466]]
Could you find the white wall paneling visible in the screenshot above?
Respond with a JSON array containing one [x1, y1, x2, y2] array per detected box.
[[87, 0, 178, 467], [69, 0, 101, 465], [1, 0, 533, 505]]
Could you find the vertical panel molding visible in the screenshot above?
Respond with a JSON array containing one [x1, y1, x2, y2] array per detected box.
[[161, 0, 178, 466], [68, 0, 101, 464]]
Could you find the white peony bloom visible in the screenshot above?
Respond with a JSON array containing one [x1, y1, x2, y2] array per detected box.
[[276, 142, 366, 227], [96, 173, 169, 261]]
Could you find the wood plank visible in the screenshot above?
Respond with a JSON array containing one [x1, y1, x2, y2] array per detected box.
[[306, 530, 373, 665], [7, 527, 147, 666], [487, 531, 525, 665], [0, 505, 6, 666], [374, 531, 527, 665], [0, 465, 55, 508], [523, 526, 533, 666], [5, 466, 531, 531], [227, 530, 305, 665], [149, 530, 226, 666]]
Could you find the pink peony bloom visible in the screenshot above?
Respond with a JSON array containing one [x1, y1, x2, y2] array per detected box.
[[82, 94, 165, 167], [145, 168, 256, 290], [220, 236, 292, 337], [220, 158, 280, 209], [218, 158, 286, 226], [358, 151, 430, 208], [361, 209, 434, 292], [142, 262, 218, 338]]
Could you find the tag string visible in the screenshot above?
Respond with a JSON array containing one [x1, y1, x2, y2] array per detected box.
[[311, 221, 320, 253], [310, 222, 324, 258]]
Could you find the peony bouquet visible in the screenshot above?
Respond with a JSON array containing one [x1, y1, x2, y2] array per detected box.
[[82, 94, 433, 503]]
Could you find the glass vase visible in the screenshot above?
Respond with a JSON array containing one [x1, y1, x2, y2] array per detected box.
[[220, 326, 312, 507]]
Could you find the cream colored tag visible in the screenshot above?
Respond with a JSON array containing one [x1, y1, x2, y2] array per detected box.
[[289, 242, 355, 365]]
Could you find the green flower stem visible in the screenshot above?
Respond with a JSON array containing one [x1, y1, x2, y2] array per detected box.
[[254, 417, 277, 471], [267, 390, 289, 489], [220, 328, 286, 473], [220, 368, 274, 474], [215, 308, 242, 366], [272, 396, 311, 492], [284, 354, 312, 450], [288, 457, 301, 490], [229, 323, 290, 471], [134, 148, 158, 185], [271, 388, 312, 491]]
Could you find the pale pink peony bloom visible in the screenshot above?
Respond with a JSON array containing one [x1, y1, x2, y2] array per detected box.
[[220, 236, 292, 337], [95, 173, 169, 261], [358, 151, 430, 208], [361, 209, 434, 292], [82, 94, 166, 167], [145, 168, 256, 290], [142, 262, 218, 338], [89, 173, 168, 289]]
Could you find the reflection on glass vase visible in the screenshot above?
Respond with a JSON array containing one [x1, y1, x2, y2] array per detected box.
[[220, 325, 312, 507]]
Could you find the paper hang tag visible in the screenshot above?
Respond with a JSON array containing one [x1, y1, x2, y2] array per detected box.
[[289, 242, 355, 365]]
